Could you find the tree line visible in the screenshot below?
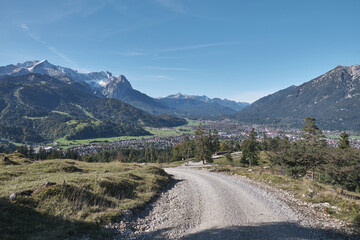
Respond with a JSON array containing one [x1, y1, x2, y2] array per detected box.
[[12, 118, 360, 193], [268, 117, 360, 192], [237, 117, 360, 192]]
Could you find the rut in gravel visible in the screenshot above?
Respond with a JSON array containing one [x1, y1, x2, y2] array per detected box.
[[126, 167, 354, 239]]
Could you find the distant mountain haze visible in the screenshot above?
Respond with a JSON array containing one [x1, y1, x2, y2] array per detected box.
[[157, 93, 249, 117], [235, 64, 360, 131], [161, 93, 249, 111]]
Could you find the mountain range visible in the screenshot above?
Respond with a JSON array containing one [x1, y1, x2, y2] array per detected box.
[[0, 60, 249, 117], [1, 59, 359, 140], [236, 64, 360, 131], [0, 73, 186, 143]]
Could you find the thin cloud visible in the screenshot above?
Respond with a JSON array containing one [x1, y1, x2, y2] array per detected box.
[[21, 24, 47, 45], [159, 42, 239, 53], [20, 24, 29, 30], [119, 42, 240, 58], [144, 66, 194, 71], [20, 24, 76, 66], [153, 75, 173, 80], [133, 74, 173, 82], [123, 52, 146, 56], [47, 47, 74, 65], [81, 4, 105, 17], [154, 0, 185, 13]]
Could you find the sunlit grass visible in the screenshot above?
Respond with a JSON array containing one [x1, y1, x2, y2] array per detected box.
[[0, 154, 169, 239]]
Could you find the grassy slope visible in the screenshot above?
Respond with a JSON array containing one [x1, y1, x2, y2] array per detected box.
[[0, 154, 169, 239], [210, 152, 360, 229]]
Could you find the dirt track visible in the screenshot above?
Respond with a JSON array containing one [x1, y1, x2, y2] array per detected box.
[[121, 166, 355, 239]]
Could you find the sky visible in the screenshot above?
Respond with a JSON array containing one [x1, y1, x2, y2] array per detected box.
[[1, 0, 360, 103]]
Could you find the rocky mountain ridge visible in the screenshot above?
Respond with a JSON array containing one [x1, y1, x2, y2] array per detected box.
[[0, 60, 249, 117], [0, 59, 133, 95]]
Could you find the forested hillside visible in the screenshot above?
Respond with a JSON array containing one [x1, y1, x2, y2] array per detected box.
[[0, 73, 186, 143]]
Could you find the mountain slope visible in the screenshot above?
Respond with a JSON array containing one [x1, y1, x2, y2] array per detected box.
[[103, 76, 170, 114], [0, 73, 186, 143], [235, 65, 360, 131]]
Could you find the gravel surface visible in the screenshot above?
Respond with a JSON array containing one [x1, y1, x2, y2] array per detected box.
[[108, 166, 358, 239]]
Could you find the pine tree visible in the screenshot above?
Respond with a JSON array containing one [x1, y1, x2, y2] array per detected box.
[[195, 125, 212, 164], [145, 146, 150, 162], [241, 128, 259, 167], [302, 117, 326, 180], [209, 129, 220, 154], [302, 117, 326, 145], [150, 143, 156, 162], [128, 148, 136, 162], [339, 131, 350, 149], [181, 136, 193, 160], [262, 132, 268, 151]]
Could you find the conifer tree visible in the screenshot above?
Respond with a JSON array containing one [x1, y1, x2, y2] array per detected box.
[[302, 117, 326, 180], [195, 125, 212, 164], [241, 128, 259, 166], [338, 131, 350, 149]]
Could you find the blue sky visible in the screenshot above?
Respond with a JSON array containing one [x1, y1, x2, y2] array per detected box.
[[1, 0, 360, 103]]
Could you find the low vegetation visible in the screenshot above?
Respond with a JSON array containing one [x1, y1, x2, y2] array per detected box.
[[0, 154, 169, 239]]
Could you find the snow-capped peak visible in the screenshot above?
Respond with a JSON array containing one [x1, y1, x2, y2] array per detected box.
[[0, 60, 127, 91]]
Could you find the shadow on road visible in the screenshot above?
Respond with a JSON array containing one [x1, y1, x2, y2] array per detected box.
[[134, 222, 358, 240], [182, 222, 357, 240]]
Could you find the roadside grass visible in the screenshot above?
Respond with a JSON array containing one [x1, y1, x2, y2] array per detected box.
[[0, 154, 169, 239], [210, 152, 360, 229]]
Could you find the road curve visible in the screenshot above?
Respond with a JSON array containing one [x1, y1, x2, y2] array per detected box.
[[129, 167, 349, 239]]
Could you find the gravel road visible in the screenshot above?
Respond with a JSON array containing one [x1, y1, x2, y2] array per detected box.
[[110, 166, 356, 239]]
